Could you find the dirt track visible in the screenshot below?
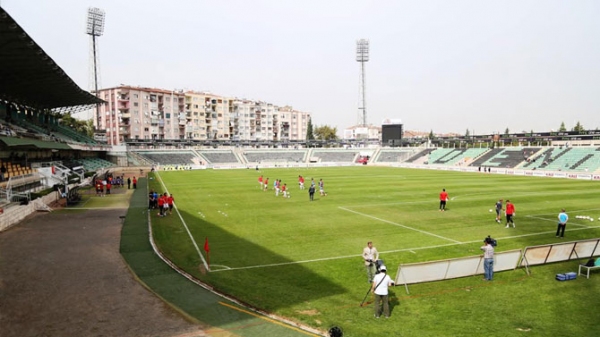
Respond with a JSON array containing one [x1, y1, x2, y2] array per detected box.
[[0, 209, 206, 337]]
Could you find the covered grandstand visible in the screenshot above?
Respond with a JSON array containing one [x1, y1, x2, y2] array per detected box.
[[0, 7, 111, 211]]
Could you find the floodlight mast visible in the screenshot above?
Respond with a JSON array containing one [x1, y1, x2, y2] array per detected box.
[[356, 39, 369, 127], [86, 8, 105, 141]]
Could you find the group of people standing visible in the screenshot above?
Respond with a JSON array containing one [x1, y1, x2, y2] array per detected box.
[[257, 175, 326, 201], [94, 174, 134, 196], [362, 241, 394, 318], [493, 198, 516, 228], [258, 176, 290, 198], [148, 190, 174, 217]]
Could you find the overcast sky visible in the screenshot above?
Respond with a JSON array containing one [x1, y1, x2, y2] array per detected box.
[[3, 0, 600, 135]]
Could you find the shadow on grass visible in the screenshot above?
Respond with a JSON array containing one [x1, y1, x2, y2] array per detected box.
[[121, 178, 338, 335]]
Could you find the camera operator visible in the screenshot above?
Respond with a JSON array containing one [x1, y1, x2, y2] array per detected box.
[[362, 241, 379, 283], [481, 237, 495, 281], [371, 265, 394, 318]]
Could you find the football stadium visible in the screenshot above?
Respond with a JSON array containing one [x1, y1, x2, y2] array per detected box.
[[2, 4, 600, 337]]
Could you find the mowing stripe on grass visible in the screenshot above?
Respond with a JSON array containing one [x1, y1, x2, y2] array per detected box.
[[338, 206, 461, 243], [155, 171, 209, 271], [210, 225, 600, 272], [525, 215, 590, 228]]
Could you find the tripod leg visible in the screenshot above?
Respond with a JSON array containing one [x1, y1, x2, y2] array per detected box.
[[360, 287, 371, 306]]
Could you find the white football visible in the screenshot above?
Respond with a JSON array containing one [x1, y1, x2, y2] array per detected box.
[[489, 209, 493, 212], [591, 218, 594, 222]]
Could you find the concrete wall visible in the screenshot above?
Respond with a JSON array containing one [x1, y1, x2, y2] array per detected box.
[[0, 192, 59, 232]]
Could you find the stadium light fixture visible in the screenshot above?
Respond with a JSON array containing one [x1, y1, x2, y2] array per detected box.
[[86, 7, 105, 36]]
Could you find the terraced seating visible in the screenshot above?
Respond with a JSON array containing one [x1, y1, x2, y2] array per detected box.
[[474, 147, 540, 168], [79, 158, 115, 171], [405, 148, 435, 163], [521, 147, 570, 170], [470, 149, 504, 167], [243, 150, 306, 163], [375, 150, 416, 163], [542, 147, 600, 172], [198, 151, 240, 164], [312, 150, 358, 162], [427, 148, 489, 165], [136, 152, 197, 165]]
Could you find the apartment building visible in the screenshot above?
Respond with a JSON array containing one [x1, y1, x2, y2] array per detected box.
[[96, 85, 310, 145], [97, 86, 186, 145]]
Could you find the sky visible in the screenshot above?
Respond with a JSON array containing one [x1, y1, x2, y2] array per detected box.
[[3, 0, 600, 135]]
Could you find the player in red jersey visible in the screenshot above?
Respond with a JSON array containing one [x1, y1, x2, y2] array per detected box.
[[298, 175, 305, 190], [505, 200, 515, 228], [167, 194, 174, 215], [439, 189, 448, 211], [157, 193, 165, 217], [258, 175, 263, 190]]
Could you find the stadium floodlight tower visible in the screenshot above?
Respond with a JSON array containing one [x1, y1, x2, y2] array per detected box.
[[86, 7, 105, 131], [356, 39, 369, 127]]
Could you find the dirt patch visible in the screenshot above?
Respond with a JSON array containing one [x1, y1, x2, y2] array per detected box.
[[297, 309, 320, 316], [0, 209, 205, 337]]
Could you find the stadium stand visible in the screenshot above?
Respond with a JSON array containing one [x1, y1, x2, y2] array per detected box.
[[242, 150, 307, 163], [469, 148, 504, 167], [312, 150, 358, 163], [79, 158, 116, 171], [197, 150, 240, 164], [473, 147, 541, 168], [374, 149, 417, 163], [541, 147, 600, 172], [521, 147, 570, 170], [405, 148, 435, 163], [135, 152, 197, 166], [427, 148, 489, 166]]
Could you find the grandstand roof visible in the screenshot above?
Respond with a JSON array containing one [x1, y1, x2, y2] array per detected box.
[[0, 136, 72, 150], [0, 8, 103, 111]]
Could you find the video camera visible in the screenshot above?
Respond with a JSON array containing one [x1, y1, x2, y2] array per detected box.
[[375, 259, 385, 273], [484, 235, 498, 247]]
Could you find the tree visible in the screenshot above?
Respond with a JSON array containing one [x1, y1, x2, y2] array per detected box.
[[572, 121, 585, 133], [428, 130, 435, 140], [306, 118, 314, 140], [559, 122, 567, 132], [313, 125, 338, 141], [465, 129, 470, 138], [60, 113, 92, 136], [504, 128, 510, 136]]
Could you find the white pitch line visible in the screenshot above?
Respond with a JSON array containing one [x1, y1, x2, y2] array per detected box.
[[155, 172, 209, 271], [526, 215, 590, 228], [211, 225, 600, 272], [339, 206, 461, 243]]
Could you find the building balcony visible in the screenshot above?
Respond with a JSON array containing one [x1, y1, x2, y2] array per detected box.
[[120, 112, 131, 119]]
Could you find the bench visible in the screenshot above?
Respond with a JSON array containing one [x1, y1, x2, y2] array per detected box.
[[578, 264, 600, 279]]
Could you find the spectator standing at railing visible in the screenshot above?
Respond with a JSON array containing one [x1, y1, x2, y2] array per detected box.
[[0, 164, 6, 182], [481, 237, 495, 281]]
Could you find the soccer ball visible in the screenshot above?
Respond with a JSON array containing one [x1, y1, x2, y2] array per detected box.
[[489, 209, 493, 212], [591, 218, 594, 222]]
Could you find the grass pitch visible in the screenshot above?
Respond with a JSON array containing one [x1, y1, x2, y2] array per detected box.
[[148, 166, 600, 337]]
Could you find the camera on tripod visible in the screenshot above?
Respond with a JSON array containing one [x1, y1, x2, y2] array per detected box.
[[484, 235, 498, 247], [375, 259, 385, 273]]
